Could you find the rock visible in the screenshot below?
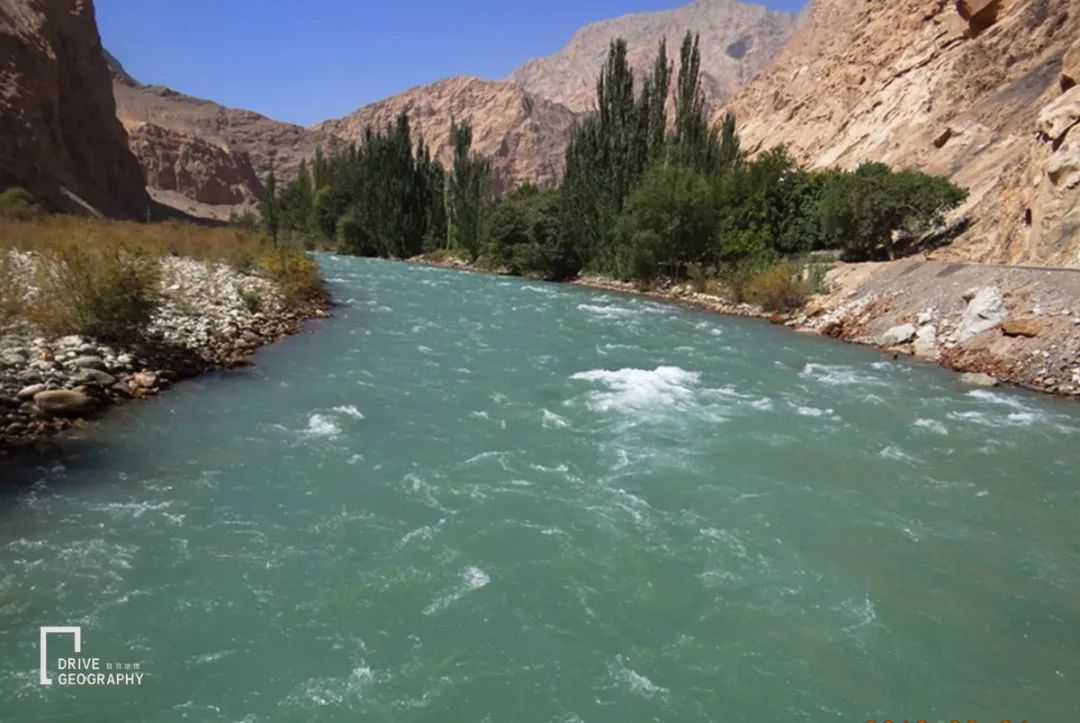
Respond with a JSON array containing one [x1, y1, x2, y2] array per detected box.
[[73, 368, 117, 387], [0, 395, 19, 409], [1001, 317, 1041, 338], [71, 355, 106, 370], [32, 390, 98, 418], [959, 372, 999, 387], [916, 309, 934, 325], [913, 324, 939, 360], [1, 352, 27, 367], [880, 323, 916, 346], [130, 371, 159, 389], [954, 287, 1007, 342], [17, 383, 47, 400]]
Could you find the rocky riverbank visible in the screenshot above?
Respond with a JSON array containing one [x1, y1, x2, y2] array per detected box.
[[409, 254, 1080, 400], [0, 255, 329, 456]]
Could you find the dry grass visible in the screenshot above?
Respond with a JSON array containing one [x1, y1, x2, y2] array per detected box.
[[0, 214, 324, 339], [0, 252, 20, 330], [743, 263, 813, 312], [24, 242, 160, 340]]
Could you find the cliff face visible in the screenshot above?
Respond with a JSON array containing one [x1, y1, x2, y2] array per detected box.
[[0, 0, 150, 217], [123, 120, 263, 219], [110, 58, 343, 220], [315, 77, 580, 195], [724, 0, 1080, 267], [510, 0, 799, 112]]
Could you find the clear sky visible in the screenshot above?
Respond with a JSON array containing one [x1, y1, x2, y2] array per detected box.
[[95, 0, 806, 128]]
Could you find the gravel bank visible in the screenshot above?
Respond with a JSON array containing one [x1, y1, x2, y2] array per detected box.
[[0, 255, 329, 456]]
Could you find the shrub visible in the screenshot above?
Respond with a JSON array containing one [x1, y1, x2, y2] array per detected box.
[[0, 187, 41, 221], [743, 263, 813, 312], [0, 252, 21, 328], [25, 243, 160, 340], [260, 247, 323, 304]]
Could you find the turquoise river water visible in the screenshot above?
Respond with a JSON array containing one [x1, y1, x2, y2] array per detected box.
[[1, 255, 1078, 722]]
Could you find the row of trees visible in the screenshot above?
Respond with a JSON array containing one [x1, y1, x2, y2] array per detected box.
[[262, 32, 967, 293], [257, 114, 494, 261]]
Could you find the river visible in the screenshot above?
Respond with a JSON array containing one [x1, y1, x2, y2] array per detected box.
[[1, 255, 1078, 721]]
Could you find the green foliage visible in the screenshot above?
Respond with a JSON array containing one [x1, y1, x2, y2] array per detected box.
[[274, 113, 446, 259], [561, 37, 672, 271], [447, 120, 493, 261], [259, 167, 280, 246], [618, 163, 716, 279], [227, 209, 259, 232], [485, 188, 581, 281], [818, 162, 968, 260], [0, 187, 41, 221], [670, 33, 721, 173]]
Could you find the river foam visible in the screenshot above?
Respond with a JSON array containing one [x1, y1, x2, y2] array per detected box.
[[570, 366, 701, 413]]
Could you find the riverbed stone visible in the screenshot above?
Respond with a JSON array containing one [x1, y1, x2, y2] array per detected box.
[[71, 355, 106, 370], [33, 389, 98, 418], [880, 323, 917, 346], [17, 383, 47, 400], [73, 368, 117, 387], [959, 372, 999, 387]]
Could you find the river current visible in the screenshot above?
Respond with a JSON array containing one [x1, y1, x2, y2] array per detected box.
[[1, 255, 1078, 721]]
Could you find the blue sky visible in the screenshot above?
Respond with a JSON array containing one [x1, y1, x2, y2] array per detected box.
[[96, 0, 806, 128]]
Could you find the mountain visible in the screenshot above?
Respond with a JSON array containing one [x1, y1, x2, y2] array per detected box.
[[0, 0, 149, 218], [724, 0, 1080, 267], [315, 76, 579, 195], [108, 58, 344, 220], [510, 0, 799, 112]]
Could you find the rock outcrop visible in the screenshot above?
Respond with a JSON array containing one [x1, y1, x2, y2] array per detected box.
[[510, 0, 799, 112], [0, 0, 150, 217], [123, 120, 263, 215], [109, 56, 343, 220], [723, 0, 1080, 268], [315, 77, 579, 194]]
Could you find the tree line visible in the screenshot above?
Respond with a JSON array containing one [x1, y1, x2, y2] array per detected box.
[[261, 32, 967, 306]]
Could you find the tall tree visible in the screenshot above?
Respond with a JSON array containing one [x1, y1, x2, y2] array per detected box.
[[671, 32, 720, 173], [446, 119, 493, 260], [259, 164, 280, 247]]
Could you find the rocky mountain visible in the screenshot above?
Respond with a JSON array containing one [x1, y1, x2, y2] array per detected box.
[[510, 0, 799, 112], [315, 76, 579, 195], [0, 0, 149, 218], [724, 0, 1080, 268], [109, 58, 343, 220]]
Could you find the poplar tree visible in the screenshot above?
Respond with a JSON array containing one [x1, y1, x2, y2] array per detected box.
[[446, 120, 493, 260]]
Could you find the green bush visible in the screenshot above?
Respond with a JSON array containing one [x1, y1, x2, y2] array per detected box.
[[0, 187, 41, 221], [485, 188, 581, 281], [819, 162, 967, 261]]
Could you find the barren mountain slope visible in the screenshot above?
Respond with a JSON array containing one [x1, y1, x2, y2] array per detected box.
[[315, 77, 579, 195], [110, 58, 344, 220], [0, 0, 149, 217], [724, 0, 1080, 267], [510, 0, 799, 112]]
